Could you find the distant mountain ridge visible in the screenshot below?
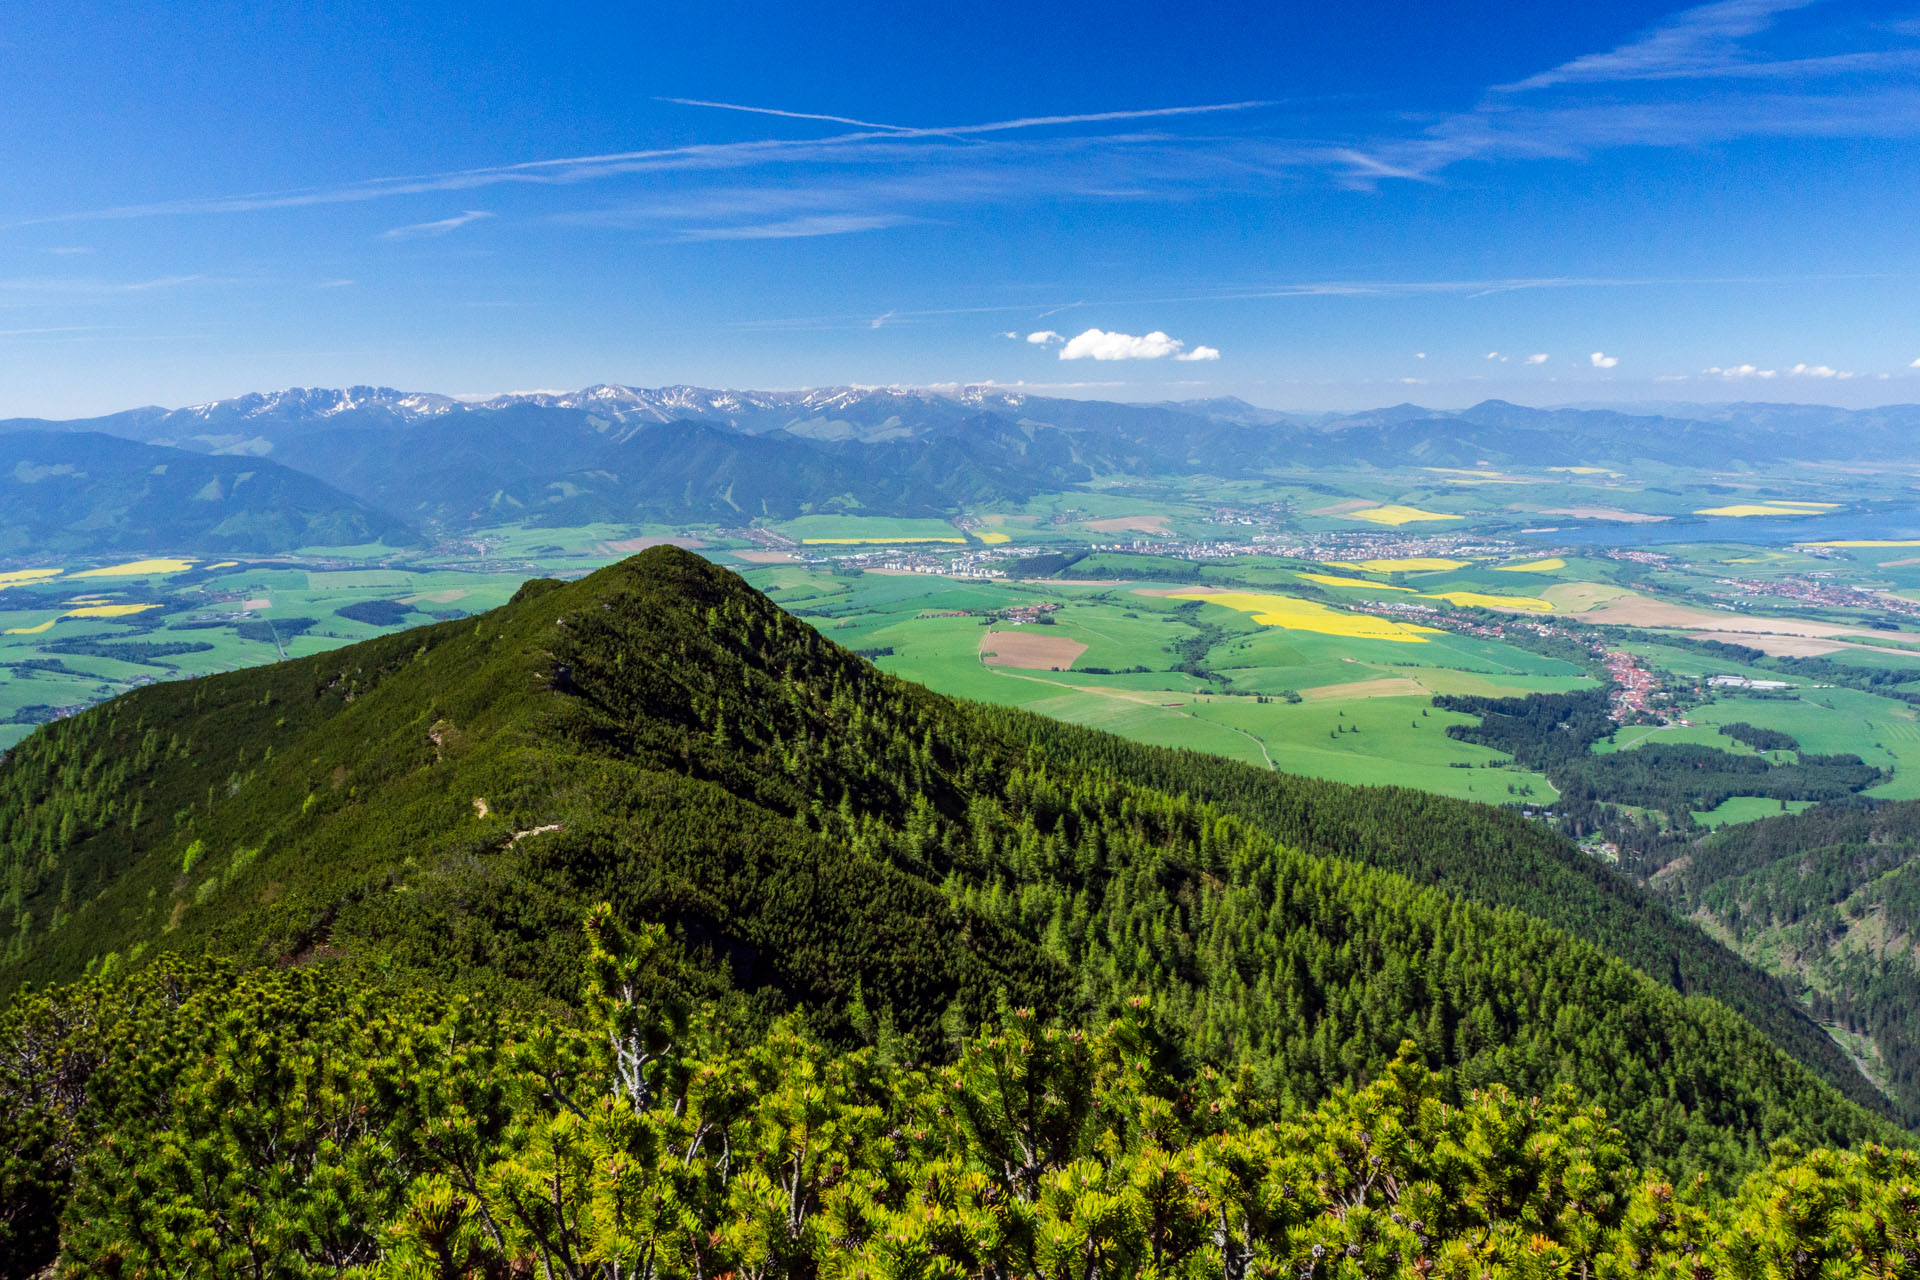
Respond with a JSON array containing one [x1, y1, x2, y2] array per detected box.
[[0, 430, 415, 555], [6, 384, 1920, 544], [15, 380, 1918, 450]]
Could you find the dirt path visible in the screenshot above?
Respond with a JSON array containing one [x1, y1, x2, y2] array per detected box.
[[1610, 723, 1680, 750]]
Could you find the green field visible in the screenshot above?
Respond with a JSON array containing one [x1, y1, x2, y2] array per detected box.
[[758, 565, 1577, 801], [1691, 796, 1818, 828]]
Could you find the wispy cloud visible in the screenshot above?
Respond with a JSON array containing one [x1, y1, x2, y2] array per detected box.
[[1338, 1, 1920, 182], [381, 210, 493, 239], [19, 4, 1892, 278], [727, 270, 1885, 333], [656, 98, 924, 134], [11, 5, 1915, 249], [16, 102, 1276, 231], [1524, 352, 1549, 364], [675, 213, 910, 241], [662, 96, 1273, 138], [1495, 0, 1815, 93], [0, 274, 203, 295]]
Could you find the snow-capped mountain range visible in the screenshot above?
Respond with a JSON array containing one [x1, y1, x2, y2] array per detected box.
[[161, 383, 1043, 436]]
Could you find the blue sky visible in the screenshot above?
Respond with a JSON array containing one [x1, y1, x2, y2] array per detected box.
[[3, 0, 1918, 416]]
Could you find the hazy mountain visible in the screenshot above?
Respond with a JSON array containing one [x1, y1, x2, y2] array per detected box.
[[0, 430, 415, 555], [10, 385, 1920, 531]]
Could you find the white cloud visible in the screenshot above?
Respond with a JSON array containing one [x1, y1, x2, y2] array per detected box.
[[1911, 357, 1920, 368], [999, 331, 1019, 339], [1414, 351, 1427, 359], [1058, 328, 1197, 361], [1590, 351, 1619, 368], [1485, 350, 1506, 361], [1524, 352, 1549, 364], [1789, 362, 1846, 378], [1175, 345, 1221, 362], [1026, 330, 1064, 345], [381, 210, 493, 239], [1706, 363, 1777, 378]]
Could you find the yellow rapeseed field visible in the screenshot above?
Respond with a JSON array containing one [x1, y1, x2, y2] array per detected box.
[[1171, 591, 1438, 643], [1297, 573, 1418, 592], [3, 601, 161, 633], [976, 531, 1012, 545], [1322, 557, 1471, 573], [1422, 590, 1553, 612], [71, 558, 196, 577], [1341, 506, 1463, 526], [1694, 500, 1836, 518], [0, 568, 64, 587], [64, 603, 161, 618], [1798, 540, 1920, 548], [1494, 558, 1567, 572]]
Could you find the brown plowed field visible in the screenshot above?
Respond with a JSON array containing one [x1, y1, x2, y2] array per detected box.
[[979, 629, 1088, 670], [1085, 515, 1172, 534]]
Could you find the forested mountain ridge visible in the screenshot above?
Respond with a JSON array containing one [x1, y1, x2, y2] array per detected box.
[[1639, 798, 1920, 1126], [1031, 719, 1894, 1126], [0, 546, 1903, 1178]]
